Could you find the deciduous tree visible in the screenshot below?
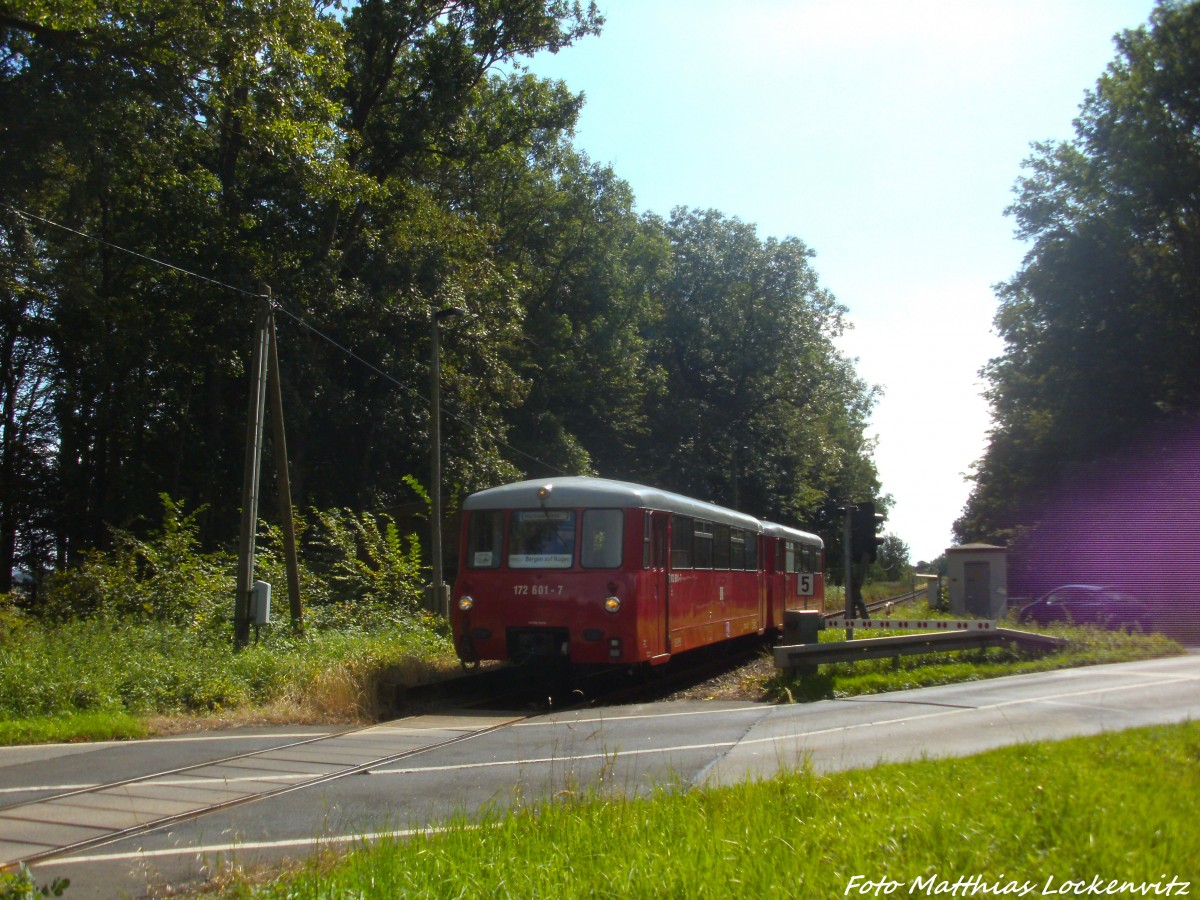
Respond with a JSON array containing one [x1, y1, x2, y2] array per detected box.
[[958, 0, 1200, 543]]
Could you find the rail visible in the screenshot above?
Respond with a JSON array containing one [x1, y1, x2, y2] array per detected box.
[[0, 710, 529, 869]]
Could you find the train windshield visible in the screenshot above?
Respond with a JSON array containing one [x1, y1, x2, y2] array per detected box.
[[508, 510, 576, 568], [580, 509, 623, 568]]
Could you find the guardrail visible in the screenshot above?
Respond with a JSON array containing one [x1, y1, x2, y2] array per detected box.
[[824, 618, 999, 631], [774, 610, 1068, 679]]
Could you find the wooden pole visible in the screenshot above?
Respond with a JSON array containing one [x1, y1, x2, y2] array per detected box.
[[429, 311, 445, 617], [266, 301, 304, 633], [235, 295, 271, 649]]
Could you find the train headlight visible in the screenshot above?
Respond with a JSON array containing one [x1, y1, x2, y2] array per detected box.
[[604, 596, 621, 614], [458, 595, 475, 612]]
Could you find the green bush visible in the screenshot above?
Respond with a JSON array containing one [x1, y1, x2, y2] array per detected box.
[[0, 864, 67, 899], [0, 496, 455, 727], [37, 495, 429, 635], [292, 508, 425, 629], [40, 495, 232, 629]]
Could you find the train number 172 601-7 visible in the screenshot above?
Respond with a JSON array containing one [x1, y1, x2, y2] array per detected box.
[[513, 584, 564, 596]]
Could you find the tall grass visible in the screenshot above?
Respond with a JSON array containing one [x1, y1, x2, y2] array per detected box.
[[224, 721, 1200, 898], [0, 496, 458, 742], [0, 617, 453, 726]]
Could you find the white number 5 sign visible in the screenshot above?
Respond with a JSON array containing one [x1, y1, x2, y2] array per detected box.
[[797, 573, 814, 596]]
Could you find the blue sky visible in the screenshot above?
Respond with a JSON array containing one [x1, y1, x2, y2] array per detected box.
[[527, 0, 1157, 561]]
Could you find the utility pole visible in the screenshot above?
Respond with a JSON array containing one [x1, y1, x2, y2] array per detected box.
[[235, 287, 304, 648], [234, 296, 270, 649], [267, 299, 303, 633], [429, 305, 464, 617]]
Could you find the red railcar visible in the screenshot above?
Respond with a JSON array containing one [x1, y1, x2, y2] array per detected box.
[[762, 522, 826, 630], [451, 477, 824, 668]]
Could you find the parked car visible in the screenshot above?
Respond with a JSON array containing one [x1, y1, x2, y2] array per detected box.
[[1017, 584, 1151, 630]]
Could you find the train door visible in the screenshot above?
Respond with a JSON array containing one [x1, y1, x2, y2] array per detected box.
[[650, 511, 670, 656], [781, 539, 792, 611], [756, 534, 767, 629]]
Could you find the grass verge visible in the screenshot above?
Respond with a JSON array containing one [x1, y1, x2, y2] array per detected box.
[[0, 711, 149, 746], [0, 618, 460, 745], [216, 721, 1200, 898]]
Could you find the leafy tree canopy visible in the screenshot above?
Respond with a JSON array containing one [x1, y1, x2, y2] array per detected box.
[[957, 0, 1200, 544], [0, 0, 881, 598]]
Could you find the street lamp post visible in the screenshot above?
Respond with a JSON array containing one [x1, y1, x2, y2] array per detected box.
[[430, 306, 465, 617]]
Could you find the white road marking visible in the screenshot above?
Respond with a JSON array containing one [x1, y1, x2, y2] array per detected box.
[[515, 704, 767, 728], [43, 825, 473, 865]]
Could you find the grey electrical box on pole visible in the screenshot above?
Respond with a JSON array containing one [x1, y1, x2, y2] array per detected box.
[[252, 580, 272, 626]]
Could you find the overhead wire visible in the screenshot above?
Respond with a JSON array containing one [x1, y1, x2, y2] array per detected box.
[[8, 207, 264, 299], [4, 203, 569, 478]]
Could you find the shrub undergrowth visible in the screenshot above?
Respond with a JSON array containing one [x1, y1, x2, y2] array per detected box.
[[0, 496, 456, 737]]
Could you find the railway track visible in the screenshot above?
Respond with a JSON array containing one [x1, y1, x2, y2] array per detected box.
[[0, 658, 720, 869], [0, 709, 528, 869], [0, 658, 719, 868], [827, 589, 924, 620]]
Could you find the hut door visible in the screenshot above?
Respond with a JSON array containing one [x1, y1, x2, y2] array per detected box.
[[965, 561, 991, 616]]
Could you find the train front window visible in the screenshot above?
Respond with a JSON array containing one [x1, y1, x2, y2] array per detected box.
[[509, 510, 576, 568], [466, 510, 503, 569], [581, 509, 623, 568]]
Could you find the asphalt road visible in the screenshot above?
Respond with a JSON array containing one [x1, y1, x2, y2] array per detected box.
[[12, 652, 1200, 898]]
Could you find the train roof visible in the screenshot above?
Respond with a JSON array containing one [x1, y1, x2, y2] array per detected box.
[[760, 521, 823, 548], [463, 476, 764, 531]]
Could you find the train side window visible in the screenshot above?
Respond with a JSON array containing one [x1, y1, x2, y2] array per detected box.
[[581, 509, 623, 568], [745, 534, 758, 571], [643, 511, 652, 568], [730, 529, 746, 570], [693, 520, 714, 569], [786, 541, 796, 574], [672, 516, 693, 569], [466, 510, 504, 568], [712, 524, 731, 569]]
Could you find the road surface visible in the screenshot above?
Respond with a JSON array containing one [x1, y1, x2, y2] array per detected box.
[[6, 652, 1197, 898]]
